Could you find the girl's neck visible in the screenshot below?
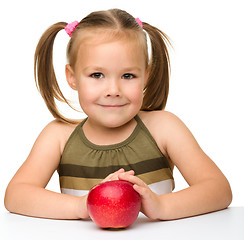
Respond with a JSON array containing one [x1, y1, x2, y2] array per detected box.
[[82, 117, 137, 146]]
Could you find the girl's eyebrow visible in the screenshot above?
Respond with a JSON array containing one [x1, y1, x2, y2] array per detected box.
[[83, 66, 142, 72], [122, 67, 142, 72], [83, 66, 105, 72]]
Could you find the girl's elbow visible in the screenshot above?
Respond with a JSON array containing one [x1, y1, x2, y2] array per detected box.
[[220, 179, 232, 209], [4, 188, 12, 212], [225, 183, 232, 207], [4, 184, 17, 213]]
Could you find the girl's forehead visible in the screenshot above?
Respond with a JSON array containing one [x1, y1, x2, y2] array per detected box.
[[73, 34, 147, 72], [70, 28, 148, 70], [77, 37, 145, 66]]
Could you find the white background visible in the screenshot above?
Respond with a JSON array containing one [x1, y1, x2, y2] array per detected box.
[[1, 0, 243, 213]]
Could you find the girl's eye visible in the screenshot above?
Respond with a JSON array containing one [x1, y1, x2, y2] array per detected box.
[[90, 72, 104, 79], [122, 73, 135, 79]]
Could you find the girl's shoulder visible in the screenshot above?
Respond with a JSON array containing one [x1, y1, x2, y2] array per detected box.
[[138, 110, 183, 134], [138, 110, 188, 156], [139, 110, 179, 125], [41, 119, 82, 153]]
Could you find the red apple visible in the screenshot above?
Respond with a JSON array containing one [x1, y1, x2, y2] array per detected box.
[[87, 180, 141, 228]]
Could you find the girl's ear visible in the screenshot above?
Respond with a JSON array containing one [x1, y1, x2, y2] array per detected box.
[[65, 64, 77, 90]]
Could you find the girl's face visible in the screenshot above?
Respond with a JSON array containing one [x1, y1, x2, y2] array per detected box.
[[66, 33, 148, 129]]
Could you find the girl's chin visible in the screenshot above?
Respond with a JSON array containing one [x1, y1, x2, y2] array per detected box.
[[87, 115, 135, 129]]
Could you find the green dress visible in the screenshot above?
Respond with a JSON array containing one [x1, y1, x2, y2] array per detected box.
[[58, 115, 174, 196]]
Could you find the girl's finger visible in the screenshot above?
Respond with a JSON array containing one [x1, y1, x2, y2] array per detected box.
[[118, 172, 145, 187], [124, 170, 135, 176], [102, 168, 125, 182]]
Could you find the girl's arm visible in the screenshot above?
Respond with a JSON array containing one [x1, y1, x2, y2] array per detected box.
[[119, 111, 232, 220], [161, 112, 232, 219], [4, 121, 88, 219]]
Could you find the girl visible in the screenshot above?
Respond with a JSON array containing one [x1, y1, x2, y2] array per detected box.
[[4, 9, 232, 220]]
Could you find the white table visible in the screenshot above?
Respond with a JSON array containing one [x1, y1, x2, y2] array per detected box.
[[1, 207, 243, 240]]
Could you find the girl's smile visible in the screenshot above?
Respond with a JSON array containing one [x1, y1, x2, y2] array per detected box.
[[98, 104, 128, 108]]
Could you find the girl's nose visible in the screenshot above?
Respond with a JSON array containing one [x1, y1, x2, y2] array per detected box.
[[105, 79, 121, 97]]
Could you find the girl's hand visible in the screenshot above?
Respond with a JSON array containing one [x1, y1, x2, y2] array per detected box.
[[101, 168, 135, 183], [118, 172, 161, 220]]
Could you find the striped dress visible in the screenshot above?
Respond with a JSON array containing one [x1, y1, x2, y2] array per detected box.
[[58, 115, 174, 196]]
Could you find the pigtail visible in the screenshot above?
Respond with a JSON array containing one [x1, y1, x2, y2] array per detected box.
[[142, 22, 171, 110], [34, 22, 77, 124]]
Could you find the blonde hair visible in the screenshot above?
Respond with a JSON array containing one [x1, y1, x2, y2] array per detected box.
[[34, 9, 171, 123]]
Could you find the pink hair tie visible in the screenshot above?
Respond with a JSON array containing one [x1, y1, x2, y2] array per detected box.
[[135, 18, 143, 28], [65, 21, 79, 37]]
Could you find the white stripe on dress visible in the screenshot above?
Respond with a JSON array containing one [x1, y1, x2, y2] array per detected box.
[[60, 179, 174, 196]]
